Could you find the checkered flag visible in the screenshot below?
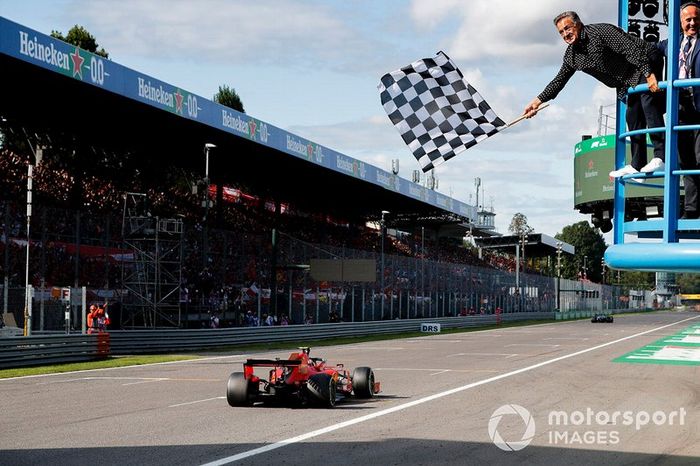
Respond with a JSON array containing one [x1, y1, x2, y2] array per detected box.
[[379, 51, 506, 172]]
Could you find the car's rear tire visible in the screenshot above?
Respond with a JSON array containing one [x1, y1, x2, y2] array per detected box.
[[352, 366, 375, 398], [306, 373, 336, 408], [227, 372, 255, 407]]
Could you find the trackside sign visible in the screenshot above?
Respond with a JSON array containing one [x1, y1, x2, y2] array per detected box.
[[420, 323, 441, 333]]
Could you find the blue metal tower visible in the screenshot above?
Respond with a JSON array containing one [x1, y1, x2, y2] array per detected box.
[[605, 0, 700, 272]]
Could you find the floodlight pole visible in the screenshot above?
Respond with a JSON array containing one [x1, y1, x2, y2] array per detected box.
[[380, 210, 389, 319], [23, 146, 42, 336], [203, 143, 215, 269], [421, 226, 425, 317], [23, 163, 33, 336], [556, 242, 563, 311]]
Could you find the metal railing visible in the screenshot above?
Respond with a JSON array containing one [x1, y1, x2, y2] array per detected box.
[[0, 313, 553, 368], [0, 333, 109, 369]]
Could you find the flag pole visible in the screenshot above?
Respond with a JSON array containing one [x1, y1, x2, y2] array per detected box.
[[506, 102, 551, 128]]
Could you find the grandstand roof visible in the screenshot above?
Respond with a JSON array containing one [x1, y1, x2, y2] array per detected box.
[[474, 233, 575, 257], [0, 17, 490, 235]]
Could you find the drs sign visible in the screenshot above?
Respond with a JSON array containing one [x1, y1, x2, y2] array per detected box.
[[420, 323, 441, 333]]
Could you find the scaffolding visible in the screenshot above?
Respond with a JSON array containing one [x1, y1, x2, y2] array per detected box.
[[120, 193, 183, 328]]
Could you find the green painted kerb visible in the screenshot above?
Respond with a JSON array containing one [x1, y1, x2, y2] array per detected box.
[[614, 324, 700, 366]]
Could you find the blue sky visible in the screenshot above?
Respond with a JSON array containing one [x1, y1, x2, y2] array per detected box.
[[0, 0, 626, 236]]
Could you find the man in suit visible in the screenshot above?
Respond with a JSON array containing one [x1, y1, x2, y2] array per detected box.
[[524, 11, 666, 179], [659, 2, 700, 218]]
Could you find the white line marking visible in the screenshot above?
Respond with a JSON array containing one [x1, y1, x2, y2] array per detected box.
[[169, 397, 226, 408], [543, 337, 589, 341], [446, 352, 518, 358], [122, 378, 168, 386], [343, 346, 404, 350], [199, 315, 699, 466], [505, 343, 560, 347], [0, 354, 248, 381], [429, 370, 450, 376], [374, 367, 498, 373], [36, 376, 169, 385]]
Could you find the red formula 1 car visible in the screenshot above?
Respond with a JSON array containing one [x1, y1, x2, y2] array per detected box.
[[226, 347, 380, 408]]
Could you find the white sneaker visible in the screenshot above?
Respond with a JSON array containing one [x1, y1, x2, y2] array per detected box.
[[609, 164, 638, 178], [640, 157, 665, 173]]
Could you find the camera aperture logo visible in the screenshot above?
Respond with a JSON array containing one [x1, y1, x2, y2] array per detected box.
[[488, 404, 687, 451], [488, 404, 536, 451]]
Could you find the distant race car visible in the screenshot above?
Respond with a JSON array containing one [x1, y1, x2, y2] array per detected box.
[[226, 347, 380, 408], [591, 314, 614, 323]]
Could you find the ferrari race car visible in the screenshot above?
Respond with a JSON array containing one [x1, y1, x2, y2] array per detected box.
[[226, 347, 380, 408], [591, 313, 614, 323]]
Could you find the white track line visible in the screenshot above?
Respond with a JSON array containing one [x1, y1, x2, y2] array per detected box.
[[200, 315, 700, 466], [543, 337, 590, 341], [446, 352, 518, 358], [169, 396, 225, 408], [505, 343, 560, 347], [0, 354, 249, 381]]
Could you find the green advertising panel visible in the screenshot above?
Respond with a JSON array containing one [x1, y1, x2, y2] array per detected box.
[[573, 135, 664, 206]]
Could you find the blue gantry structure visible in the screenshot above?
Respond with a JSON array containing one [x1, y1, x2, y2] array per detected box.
[[605, 0, 700, 272]]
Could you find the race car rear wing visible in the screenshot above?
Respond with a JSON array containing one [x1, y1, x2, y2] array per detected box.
[[244, 359, 303, 367]]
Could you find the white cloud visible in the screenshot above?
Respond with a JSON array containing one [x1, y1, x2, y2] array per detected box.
[[288, 110, 593, 236], [409, 0, 619, 66], [4, 0, 629, 237], [62, 0, 379, 69]]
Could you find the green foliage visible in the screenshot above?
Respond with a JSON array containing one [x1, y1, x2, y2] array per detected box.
[[677, 274, 700, 293], [555, 221, 606, 282], [616, 270, 655, 290], [50, 25, 109, 58], [213, 85, 245, 113], [508, 212, 534, 236], [0, 355, 196, 379]]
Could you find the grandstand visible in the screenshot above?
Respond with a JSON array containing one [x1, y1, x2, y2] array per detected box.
[[0, 17, 636, 330]]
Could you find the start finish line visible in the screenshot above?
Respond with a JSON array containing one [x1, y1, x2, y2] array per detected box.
[[614, 324, 700, 366]]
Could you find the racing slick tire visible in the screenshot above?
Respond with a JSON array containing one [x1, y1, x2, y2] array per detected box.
[[306, 373, 337, 408], [352, 366, 375, 399], [227, 372, 255, 407]]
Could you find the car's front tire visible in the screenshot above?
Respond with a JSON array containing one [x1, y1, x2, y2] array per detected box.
[[352, 366, 375, 398]]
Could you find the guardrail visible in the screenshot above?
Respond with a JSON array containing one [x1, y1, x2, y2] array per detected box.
[[0, 334, 110, 369], [554, 307, 656, 321], [0, 313, 554, 369]]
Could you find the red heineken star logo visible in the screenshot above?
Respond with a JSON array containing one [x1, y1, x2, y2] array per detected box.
[[174, 90, 184, 114], [307, 144, 313, 159], [249, 120, 257, 139], [70, 47, 84, 79], [588, 159, 594, 169]]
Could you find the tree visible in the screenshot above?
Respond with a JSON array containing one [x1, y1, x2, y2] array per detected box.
[[508, 212, 534, 236], [617, 270, 655, 290], [555, 221, 607, 282], [213, 85, 245, 113], [677, 274, 700, 294], [51, 25, 109, 58]]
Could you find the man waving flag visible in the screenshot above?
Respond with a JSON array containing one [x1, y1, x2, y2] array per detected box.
[[379, 51, 506, 172]]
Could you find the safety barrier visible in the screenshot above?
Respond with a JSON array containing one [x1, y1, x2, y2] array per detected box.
[[554, 307, 656, 321], [0, 313, 554, 368], [0, 333, 110, 369]]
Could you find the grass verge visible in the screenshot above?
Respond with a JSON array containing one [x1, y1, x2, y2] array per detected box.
[[0, 319, 555, 379], [0, 354, 198, 379]]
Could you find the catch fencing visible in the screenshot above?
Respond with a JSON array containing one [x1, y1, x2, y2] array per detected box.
[[0, 313, 552, 368]]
